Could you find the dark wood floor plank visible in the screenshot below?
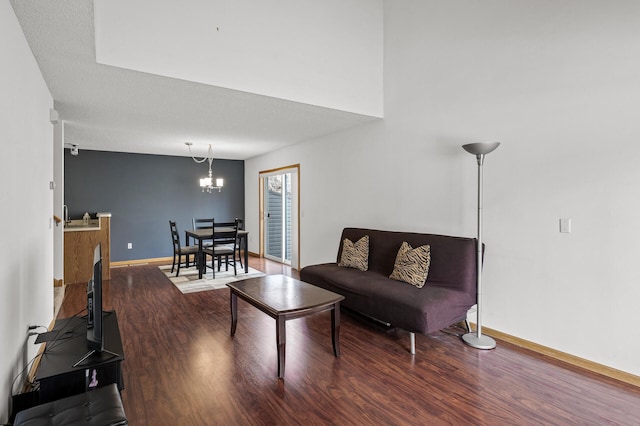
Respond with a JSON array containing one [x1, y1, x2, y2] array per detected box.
[[57, 258, 640, 425]]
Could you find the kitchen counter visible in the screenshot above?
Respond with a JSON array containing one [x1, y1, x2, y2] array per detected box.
[[64, 212, 111, 232], [64, 213, 111, 284]]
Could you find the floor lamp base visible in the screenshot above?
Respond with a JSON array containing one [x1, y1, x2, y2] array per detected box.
[[462, 332, 496, 350]]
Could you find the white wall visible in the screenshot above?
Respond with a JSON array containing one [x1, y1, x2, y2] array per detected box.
[[95, 0, 384, 117], [246, 0, 640, 377], [1, 3, 54, 420]]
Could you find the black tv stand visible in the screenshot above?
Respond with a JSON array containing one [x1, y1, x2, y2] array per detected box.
[[35, 311, 125, 404]]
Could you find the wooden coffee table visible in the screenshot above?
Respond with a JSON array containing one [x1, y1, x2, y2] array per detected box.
[[226, 274, 345, 379]]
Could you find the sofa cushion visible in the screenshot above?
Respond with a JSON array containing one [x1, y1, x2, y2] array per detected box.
[[337, 228, 478, 294], [300, 263, 474, 334], [338, 235, 369, 271], [389, 242, 431, 287]]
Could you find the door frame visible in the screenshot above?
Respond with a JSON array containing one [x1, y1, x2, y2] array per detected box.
[[258, 164, 300, 269]]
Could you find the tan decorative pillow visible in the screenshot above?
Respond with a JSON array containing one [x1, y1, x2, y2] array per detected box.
[[338, 236, 369, 271], [389, 242, 431, 287]]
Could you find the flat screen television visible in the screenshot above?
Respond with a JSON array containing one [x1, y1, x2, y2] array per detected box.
[[73, 242, 118, 367], [86, 242, 103, 351]]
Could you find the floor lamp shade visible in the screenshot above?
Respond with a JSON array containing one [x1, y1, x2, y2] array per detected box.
[[461, 142, 500, 350]]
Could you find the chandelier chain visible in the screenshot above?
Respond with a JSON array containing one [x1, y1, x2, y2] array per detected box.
[[186, 143, 213, 165]]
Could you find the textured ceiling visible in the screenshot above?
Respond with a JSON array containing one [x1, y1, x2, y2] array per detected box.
[[10, 0, 379, 160]]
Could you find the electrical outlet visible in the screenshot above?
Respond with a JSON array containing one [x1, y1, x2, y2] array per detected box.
[[127, 243, 133, 249]]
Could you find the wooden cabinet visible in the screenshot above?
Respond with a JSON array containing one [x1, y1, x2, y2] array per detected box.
[[64, 214, 111, 285]]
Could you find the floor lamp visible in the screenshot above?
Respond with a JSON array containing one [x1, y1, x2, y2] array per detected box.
[[462, 142, 500, 350]]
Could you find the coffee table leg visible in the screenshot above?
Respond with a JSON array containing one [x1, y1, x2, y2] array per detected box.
[[332, 302, 341, 357], [230, 292, 238, 336], [276, 316, 286, 378]]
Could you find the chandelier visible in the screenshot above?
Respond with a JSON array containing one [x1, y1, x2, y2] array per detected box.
[[185, 142, 224, 193]]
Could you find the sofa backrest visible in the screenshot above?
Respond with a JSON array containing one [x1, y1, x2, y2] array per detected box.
[[337, 228, 478, 296]]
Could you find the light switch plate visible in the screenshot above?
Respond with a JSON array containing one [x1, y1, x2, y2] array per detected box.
[[560, 218, 572, 233]]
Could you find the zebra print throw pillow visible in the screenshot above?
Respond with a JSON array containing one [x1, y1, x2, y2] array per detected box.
[[389, 241, 431, 287], [338, 235, 369, 271]]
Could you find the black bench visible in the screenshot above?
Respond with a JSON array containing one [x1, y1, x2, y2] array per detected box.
[[13, 383, 127, 426]]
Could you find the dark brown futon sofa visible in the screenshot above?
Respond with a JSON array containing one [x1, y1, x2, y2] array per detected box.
[[300, 227, 478, 353]]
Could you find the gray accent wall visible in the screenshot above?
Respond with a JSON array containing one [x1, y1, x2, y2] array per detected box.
[[64, 150, 244, 261]]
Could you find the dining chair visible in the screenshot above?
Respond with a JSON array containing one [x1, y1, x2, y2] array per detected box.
[[169, 220, 199, 277], [203, 219, 238, 278], [192, 218, 215, 247], [216, 218, 245, 269], [193, 218, 214, 229], [235, 218, 245, 269]]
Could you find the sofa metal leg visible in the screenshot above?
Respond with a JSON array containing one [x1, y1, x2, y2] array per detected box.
[[410, 332, 416, 355], [465, 319, 471, 333]]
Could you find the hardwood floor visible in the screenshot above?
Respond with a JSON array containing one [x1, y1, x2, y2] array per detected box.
[[58, 258, 640, 425]]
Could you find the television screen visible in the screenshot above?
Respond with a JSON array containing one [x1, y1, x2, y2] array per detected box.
[[87, 243, 103, 351], [73, 242, 119, 368]]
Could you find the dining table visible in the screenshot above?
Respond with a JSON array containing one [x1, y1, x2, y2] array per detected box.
[[185, 227, 249, 279]]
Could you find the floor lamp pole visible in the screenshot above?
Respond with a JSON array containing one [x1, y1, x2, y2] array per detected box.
[[461, 142, 499, 350]]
